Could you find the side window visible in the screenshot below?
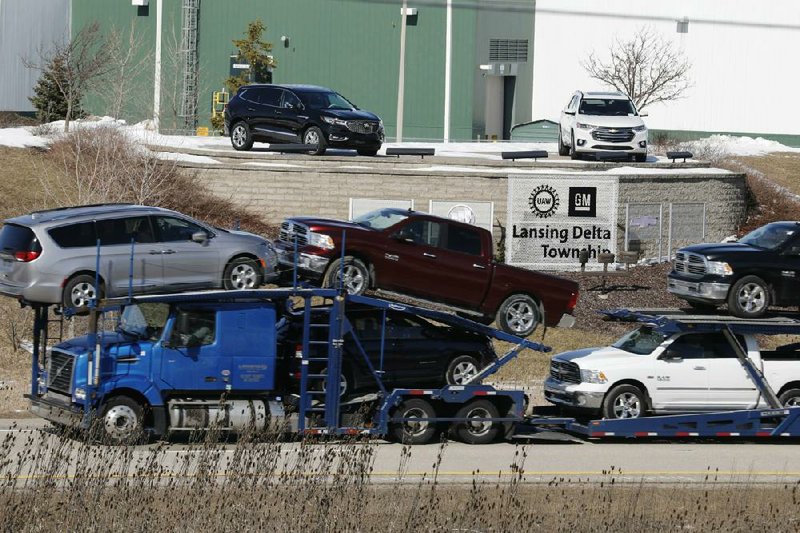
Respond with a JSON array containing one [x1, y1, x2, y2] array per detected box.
[[96, 217, 155, 245], [396, 220, 442, 247], [154, 216, 205, 243], [445, 224, 482, 256], [259, 87, 282, 107], [282, 90, 301, 109], [48, 221, 96, 248], [169, 309, 216, 347], [666, 333, 738, 359]]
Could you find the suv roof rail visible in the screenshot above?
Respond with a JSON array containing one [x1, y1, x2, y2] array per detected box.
[[30, 203, 139, 216]]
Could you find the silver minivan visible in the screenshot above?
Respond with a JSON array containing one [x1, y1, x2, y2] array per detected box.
[[0, 204, 278, 308]]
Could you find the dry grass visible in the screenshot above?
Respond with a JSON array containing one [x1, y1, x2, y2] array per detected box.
[[735, 153, 800, 197]]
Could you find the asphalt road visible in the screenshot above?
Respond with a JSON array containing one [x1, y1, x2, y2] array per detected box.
[[3, 419, 799, 486]]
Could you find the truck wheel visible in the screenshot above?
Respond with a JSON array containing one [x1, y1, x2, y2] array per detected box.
[[390, 398, 438, 444], [779, 389, 800, 407], [557, 126, 569, 156], [602, 384, 647, 420], [445, 355, 481, 385], [727, 275, 770, 318], [62, 274, 102, 311], [230, 121, 254, 151], [101, 396, 145, 444], [324, 257, 369, 295], [451, 399, 500, 444], [223, 257, 262, 290], [495, 294, 540, 337], [303, 126, 327, 155]]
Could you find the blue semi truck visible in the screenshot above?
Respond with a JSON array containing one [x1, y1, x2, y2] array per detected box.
[[25, 288, 548, 444]]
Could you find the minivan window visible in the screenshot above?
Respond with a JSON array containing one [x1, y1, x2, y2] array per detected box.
[[445, 225, 482, 256], [0, 224, 40, 254], [96, 217, 155, 245], [48, 221, 96, 248], [154, 216, 205, 242]]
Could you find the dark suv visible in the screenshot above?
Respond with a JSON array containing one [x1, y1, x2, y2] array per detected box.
[[224, 84, 384, 156]]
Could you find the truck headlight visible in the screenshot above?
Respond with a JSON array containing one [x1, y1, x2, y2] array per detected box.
[[580, 369, 607, 384], [308, 232, 335, 250], [633, 125, 647, 132], [73, 387, 86, 401], [707, 261, 733, 276], [576, 122, 595, 130], [321, 116, 348, 127]]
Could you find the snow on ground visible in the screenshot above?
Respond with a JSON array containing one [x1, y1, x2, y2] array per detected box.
[[153, 152, 220, 164], [1, 117, 799, 159]]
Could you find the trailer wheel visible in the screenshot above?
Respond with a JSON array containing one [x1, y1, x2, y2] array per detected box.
[[101, 396, 145, 444], [390, 398, 438, 444], [779, 389, 800, 407], [602, 384, 646, 420], [451, 399, 500, 445]]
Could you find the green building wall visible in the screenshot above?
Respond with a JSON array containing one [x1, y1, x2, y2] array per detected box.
[[71, 0, 535, 141]]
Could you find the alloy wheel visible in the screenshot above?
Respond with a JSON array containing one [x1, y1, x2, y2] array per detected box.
[[451, 361, 478, 384], [232, 125, 247, 148], [104, 404, 138, 440], [463, 406, 493, 437], [339, 264, 365, 294], [506, 301, 535, 333], [612, 392, 642, 419], [737, 283, 766, 313], [230, 263, 258, 289], [70, 282, 96, 307]]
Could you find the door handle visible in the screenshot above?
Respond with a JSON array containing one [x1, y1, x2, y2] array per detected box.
[[162, 250, 176, 255], [472, 263, 486, 269], [247, 107, 256, 112], [693, 366, 706, 370], [423, 253, 437, 258], [149, 250, 160, 255]]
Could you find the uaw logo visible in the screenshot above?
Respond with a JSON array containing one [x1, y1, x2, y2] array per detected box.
[[528, 185, 559, 218]]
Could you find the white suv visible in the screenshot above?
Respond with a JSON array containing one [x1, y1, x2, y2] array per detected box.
[[558, 91, 648, 162]]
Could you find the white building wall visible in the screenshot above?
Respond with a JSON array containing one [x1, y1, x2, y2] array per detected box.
[[532, 1, 800, 135]]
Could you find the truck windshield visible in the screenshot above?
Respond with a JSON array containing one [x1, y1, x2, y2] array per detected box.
[[118, 303, 170, 340], [352, 209, 410, 230], [612, 327, 666, 355], [739, 223, 797, 250]]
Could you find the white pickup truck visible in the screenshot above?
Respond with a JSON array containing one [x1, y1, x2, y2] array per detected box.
[[544, 323, 800, 419]]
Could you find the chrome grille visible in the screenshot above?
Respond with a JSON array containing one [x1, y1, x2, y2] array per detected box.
[[279, 221, 309, 246], [48, 350, 74, 395], [673, 251, 707, 276], [550, 360, 581, 384], [346, 121, 378, 135], [591, 127, 635, 143]]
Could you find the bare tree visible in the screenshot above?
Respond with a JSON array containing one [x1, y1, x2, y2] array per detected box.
[[104, 22, 154, 120], [582, 26, 692, 111], [24, 22, 112, 132]]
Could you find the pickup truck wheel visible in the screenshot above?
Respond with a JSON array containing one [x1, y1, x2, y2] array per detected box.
[[101, 396, 145, 444], [603, 384, 647, 420], [223, 257, 262, 290], [230, 122, 254, 151], [303, 126, 327, 156], [446, 355, 481, 385], [779, 389, 800, 407], [727, 275, 770, 318], [324, 257, 369, 295], [319, 366, 350, 398], [62, 274, 102, 311], [496, 294, 540, 337], [557, 126, 569, 156], [390, 398, 438, 444], [451, 399, 500, 444]]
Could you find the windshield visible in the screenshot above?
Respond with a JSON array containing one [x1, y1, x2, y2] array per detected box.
[[300, 91, 355, 111], [612, 326, 666, 355], [351, 209, 410, 230], [119, 303, 170, 340], [579, 98, 636, 116], [739, 223, 797, 250]]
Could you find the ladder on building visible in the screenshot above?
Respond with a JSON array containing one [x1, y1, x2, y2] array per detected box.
[[179, 0, 200, 133]]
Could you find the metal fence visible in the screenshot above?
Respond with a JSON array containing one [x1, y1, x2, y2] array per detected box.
[[624, 202, 707, 262]]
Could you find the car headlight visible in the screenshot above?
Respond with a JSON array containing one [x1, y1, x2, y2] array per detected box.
[[576, 122, 595, 130], [378, 119, 384, 130], [321, 116, 348, 127], [580, 369, 608, 384], [308, 232, 335, 250], [74, 387, 86, 401], [633, 125, 647, 132], [707, 260, 733, 276]]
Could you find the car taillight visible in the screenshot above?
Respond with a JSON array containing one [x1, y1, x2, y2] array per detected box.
[[567, 292, 579, 311], [295, 344, 303, 358], [14, 250, 40, 262]]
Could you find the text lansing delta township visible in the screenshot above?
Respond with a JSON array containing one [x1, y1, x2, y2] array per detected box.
[[512, 224, 612, 259]]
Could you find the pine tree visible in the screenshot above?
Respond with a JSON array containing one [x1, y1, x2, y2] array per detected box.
[[28, 52, 86, 123], [226, 19, 277, 94]]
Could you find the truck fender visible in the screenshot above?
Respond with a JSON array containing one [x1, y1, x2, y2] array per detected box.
[[100, 378, 165, 408]]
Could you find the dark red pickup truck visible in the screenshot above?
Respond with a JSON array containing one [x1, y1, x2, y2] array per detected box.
[[273, 208, 579, 336]]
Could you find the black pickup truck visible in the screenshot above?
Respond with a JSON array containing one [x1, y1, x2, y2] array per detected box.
[[668, 221, 800, 317]]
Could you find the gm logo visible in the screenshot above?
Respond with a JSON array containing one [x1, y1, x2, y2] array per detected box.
[[568, 187, 597, 218]]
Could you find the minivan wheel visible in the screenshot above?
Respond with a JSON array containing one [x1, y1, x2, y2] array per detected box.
[[230, 122, 254, 151], [62, 274, 102, 310], [223, 257, 262, 290], [303, 126, 327, 155]]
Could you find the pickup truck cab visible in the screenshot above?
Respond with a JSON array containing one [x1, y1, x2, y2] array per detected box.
[[273, 208, 579, 336], [545, 320, 800, 419], [668, 221, 800, 317]]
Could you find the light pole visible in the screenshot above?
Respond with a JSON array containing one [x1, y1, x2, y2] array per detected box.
[[395, 0, 408, 142]]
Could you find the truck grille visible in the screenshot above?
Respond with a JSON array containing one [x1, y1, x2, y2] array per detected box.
[[279, 221, 309, 246], [346, 121, 379, 135], [673, 251, 707, 276], [550, 360, 581, 384], [47, 350, 74, 395], [591, 127, 634, 143]]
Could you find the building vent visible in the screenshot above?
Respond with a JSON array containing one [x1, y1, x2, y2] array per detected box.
[[489, 39, 528, 62]]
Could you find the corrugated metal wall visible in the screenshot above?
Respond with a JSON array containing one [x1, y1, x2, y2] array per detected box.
[[0, 0, 71, 113]]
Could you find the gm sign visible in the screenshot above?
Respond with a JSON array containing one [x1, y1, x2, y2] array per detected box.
[[568, 187, 597, 217]]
